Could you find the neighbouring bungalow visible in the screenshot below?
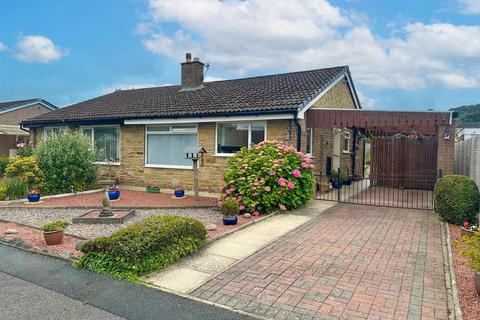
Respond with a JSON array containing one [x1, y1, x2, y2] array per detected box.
[[0, 98, 57, 156], [22, 53, 364, 192]]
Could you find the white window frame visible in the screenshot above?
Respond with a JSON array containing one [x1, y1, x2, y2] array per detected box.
[[342, 131, 351, 154], [215, 121, 267, 157], [81, 125, 121, 165], [145, 124, 198, 169], [306, 128, 313, 156], [43, 126, 67, 139]]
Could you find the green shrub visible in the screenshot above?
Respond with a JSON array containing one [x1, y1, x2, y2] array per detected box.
[[5, 178, 28, 200], [0, 180, 7, 200], [456, 232, 480, 271], [221, 140, 315, 214], [35, 131, 97, 195], [75, 215, 207, 281], [0, 156, 9, 176], [220, 198, 240, 216], [434, 175, 480, 225], [41, 220, 70, 232], [16, 144, 34, 157], [6, 155, 43, 190]]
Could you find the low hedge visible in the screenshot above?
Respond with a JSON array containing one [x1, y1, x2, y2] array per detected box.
[[75, 215, 207, 281], [434, 175, 480, 225]]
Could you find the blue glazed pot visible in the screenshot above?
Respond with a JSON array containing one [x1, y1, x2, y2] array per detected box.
[[223, 216, 238, 225], [27, 194, 41, 202], [343, 176, 353, 185], [331, 181, 343, 189], [108, 190, 120, 201], [174, 190, 185, 198]]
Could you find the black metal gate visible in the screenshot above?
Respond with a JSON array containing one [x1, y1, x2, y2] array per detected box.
[[315, 135, 438, 210]]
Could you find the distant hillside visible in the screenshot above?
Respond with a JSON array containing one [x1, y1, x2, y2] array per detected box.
[[450, 104, 480, 124]]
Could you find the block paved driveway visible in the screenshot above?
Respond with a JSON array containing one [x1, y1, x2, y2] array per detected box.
[[193, 203, 448, 320]]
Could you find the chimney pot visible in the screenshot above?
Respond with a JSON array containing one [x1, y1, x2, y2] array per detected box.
[[185, 52, 192, 62], [193, 57, 199, 62]]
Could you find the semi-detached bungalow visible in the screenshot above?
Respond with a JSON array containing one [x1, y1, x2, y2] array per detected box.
[[22, 53, 364, 192]]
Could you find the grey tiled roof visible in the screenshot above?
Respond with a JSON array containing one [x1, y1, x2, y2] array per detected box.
[[0, 98, 58, 114], [23, 66, 351, 125]]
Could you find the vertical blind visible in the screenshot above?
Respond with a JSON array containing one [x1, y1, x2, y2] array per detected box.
[[147, 133, 197, 167]]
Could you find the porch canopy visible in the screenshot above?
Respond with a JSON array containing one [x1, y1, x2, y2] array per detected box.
[[305, 109, 452, 134]]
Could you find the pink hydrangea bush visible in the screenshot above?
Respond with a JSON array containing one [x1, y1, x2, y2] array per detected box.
[[221, 140, 315, 214]]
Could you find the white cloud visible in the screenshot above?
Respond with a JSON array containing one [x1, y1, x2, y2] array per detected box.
[[140, 0, 480, 91], [357, 91, 375, 109], [15, 35, 68, 63], [0, 42, 6, 52], [458, 0, 480, 14], [204, 75, 225, 82]]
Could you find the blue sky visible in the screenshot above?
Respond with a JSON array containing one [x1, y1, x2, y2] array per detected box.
[[0, 0, 479, 110]]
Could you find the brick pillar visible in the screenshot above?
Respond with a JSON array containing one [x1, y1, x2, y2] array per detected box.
[[437, 125, 455, 175]]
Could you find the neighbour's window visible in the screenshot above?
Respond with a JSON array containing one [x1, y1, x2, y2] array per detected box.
[[306, 128, 313, 156], [44, 127, 66, 138], [342, 132, 351, 153], [216, 122, 266, 154], [146, 124, 198, 168], [82, 127, 120, 163]]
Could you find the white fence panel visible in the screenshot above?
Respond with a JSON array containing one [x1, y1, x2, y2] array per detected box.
[[455, 135, 480, 187]]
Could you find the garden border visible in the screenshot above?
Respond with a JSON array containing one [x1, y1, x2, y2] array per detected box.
[[443, 222, 463, 320]]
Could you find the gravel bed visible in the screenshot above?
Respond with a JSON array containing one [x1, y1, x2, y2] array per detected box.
[[0, 207, 222, 239], [449, 224, 480, 320]]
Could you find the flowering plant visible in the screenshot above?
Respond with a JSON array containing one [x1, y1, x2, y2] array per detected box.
[[463, 220, 479, 232], [221, 140, 315, 214], [109, 184, 119, 191], [28, 188, 41, 195]]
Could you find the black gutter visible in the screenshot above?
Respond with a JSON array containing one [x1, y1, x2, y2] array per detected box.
[[21, 108, 298, 128], [294, 112, 302, 151]]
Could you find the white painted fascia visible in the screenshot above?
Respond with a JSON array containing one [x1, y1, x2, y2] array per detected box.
[[124, 113, 294, 125], [0, 100, 57, 116]]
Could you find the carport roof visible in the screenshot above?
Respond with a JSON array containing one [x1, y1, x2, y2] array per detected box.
[[306, 109, 452, 134]]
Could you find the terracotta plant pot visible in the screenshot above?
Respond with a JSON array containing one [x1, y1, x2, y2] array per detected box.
[[223, 216, 238, 225], [461, 227, 476, 238], [475, 271, 480, 296], [43, 230, 64, 245]]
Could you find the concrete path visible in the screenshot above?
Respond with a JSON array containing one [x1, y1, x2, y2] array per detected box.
[[146, 201, 337, 294], [193, 203, 449, 320], [0, 243, 253, 320]]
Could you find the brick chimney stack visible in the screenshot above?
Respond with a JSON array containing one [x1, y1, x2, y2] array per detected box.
[[181, 53, 204, 91]]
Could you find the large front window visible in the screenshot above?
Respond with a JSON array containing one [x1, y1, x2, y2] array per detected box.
[[146, 124, 198, 168], [82, 127, 120, 163], [216, 122, 266, 155]]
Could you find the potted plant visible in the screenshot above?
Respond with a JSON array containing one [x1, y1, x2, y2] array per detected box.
[[458, 232, 480, 296], [343, 175, 353, 185], [221, 198, 239, 225], [330, 170, 345, 189], [461, 220, 479, 238], [27, 188, 41, 202], [146, 185, 160, 193], [108, 184, 120, 201], [41, 220, 70, 245], [174, 187, 185, 198]]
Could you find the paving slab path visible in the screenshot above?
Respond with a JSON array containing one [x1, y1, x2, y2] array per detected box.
[[192, 203, 449, 320], [147, 201, 337, 294]]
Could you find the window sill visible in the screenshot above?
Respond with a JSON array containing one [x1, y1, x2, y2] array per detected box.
[[144, 164, 192, 170], [215, 153, 236, 157], [96, 162, 121, 166], [342, 151, 351, 154]]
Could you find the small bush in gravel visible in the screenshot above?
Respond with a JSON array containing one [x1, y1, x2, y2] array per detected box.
[[41, 220, 70, 232], [434, 175, 480, 225], [35, 131, 97, 195], [458, 232, 480, 271], [221, 140, 315, 214], [220, 198, 240, 216], [75, 215, 207, 281]]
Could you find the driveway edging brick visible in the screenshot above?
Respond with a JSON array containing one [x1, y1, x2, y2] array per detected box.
[[443, 222, 463, 320]]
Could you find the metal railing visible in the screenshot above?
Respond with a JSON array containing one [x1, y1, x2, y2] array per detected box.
[[315, 172, 437, 210]]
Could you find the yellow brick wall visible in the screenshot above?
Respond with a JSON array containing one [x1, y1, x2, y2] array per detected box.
[[311, 79, 356, 109]]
